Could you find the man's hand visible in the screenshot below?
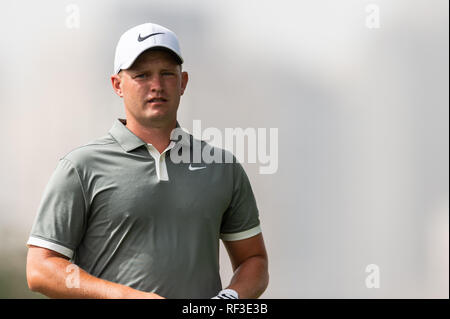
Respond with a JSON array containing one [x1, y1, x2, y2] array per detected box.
[[211, 288, 239, 299]]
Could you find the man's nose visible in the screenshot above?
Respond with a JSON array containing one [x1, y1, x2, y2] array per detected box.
[[150, 75, 163, 92]]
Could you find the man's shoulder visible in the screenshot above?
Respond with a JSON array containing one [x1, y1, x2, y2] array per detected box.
[[61, 134, 117, 167]]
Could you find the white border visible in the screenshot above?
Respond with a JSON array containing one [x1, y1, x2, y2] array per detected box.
[[146, 141, 176, 181], [220, 225, 262, 241], [27, 236, 74, 259]]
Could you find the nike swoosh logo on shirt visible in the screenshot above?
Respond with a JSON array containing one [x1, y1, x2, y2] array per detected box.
[[188, 164, 206, 171], [137, 32, 164, 42]]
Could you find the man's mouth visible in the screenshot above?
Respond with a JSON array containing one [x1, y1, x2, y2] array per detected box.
[[148, 97, 167, 103]]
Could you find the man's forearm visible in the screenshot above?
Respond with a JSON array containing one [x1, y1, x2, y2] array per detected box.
[[27, 254, 161, 299], [226, 255, 269, 299]]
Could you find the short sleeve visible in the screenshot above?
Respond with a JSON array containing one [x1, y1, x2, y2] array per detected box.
[[220, 161, 261, 241], [26, 158, 88, 259]]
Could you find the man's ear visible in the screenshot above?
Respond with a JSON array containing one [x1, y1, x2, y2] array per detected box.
[[180, 71, 189, 96], [111, 74, 123, 97]]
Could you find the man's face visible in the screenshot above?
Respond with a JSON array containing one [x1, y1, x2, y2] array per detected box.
[[111, 49, 188, 127]]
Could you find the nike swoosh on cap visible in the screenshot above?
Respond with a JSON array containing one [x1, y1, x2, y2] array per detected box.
[[137, 32, 164, 42]]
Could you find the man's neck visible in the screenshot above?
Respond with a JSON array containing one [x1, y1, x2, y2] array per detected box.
[[125, 117, 176, 154]]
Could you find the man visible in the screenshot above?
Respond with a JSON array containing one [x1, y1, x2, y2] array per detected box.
[[26, 23, 269, 299]]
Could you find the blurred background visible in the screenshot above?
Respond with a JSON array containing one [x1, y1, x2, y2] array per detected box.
[[0, 0, 448, 298]]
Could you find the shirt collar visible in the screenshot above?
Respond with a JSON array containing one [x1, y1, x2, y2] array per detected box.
[[109, 118, 190, 153]]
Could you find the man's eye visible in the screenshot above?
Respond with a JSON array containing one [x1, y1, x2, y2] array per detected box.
[[162, 72, 174, 76], [135, 74, 147, 79]]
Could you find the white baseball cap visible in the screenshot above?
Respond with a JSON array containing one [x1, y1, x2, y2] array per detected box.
[[114, 23, 183, 74]]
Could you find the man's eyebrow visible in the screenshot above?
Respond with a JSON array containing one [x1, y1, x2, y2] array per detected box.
[[161, 67, 178, 71]]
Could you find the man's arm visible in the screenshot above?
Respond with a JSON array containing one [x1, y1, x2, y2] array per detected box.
[[26, 245, 165, 299], [222, 233, 269, 299]]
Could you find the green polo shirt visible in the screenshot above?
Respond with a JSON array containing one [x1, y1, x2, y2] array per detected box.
[[27, 119, 261, 298]]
